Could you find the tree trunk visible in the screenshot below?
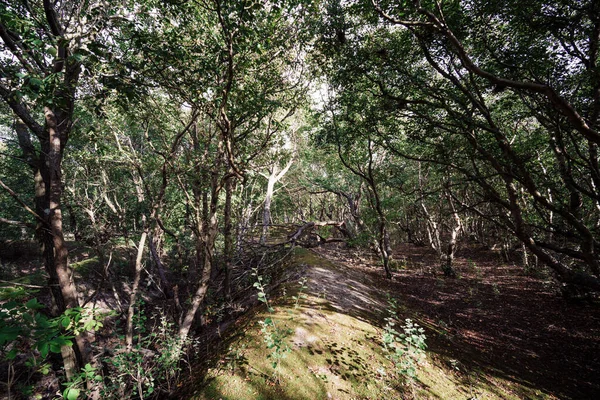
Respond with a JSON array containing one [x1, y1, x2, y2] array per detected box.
[[443, 189, 461, 277], [236, 190, 253, 258], [13, 111, 87, 380], [179, 189, 220, 346], [149, 231, 174, 299], [260, 172, 276, 245], [45, 106, 92, 375], [0, 0, 99, 378], [260, 158, 293, 245], [379, 221, 392, 279], [223, 177, 234, 298], [126, 226, 147, 350]]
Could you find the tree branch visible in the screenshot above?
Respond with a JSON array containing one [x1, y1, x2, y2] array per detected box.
[[0, 178, 44, 223]]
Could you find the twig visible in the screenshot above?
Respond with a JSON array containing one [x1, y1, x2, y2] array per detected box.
[[0, 179, 43, 223], [0, 279, 53, 289]]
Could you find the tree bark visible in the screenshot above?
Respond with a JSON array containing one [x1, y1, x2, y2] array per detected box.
[[260, 158, 294, 245], [223, 177, 234, 298], [179, 178, 221, 345], [126, 226, 147, 351], [443, 188, 461, 277]]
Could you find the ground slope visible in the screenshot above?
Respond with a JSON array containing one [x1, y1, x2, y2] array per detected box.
[[188, 247, 572, 400]]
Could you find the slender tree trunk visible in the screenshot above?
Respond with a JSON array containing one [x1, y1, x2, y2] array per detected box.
[[126, 225, 147, 350], [148, 231, 174, 299], [223, 177, 234, 298], [443, 189, 461, 277], [379, 221, 392, 279], [260, 172, 276, 245], [236, 195, 253, 258], [179, 184, 220, 345], [260, 158, 293, 245]]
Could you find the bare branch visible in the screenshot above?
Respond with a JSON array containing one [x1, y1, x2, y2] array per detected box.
[[0, 178, 44, 222]]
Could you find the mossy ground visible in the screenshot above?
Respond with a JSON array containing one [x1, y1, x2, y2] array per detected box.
[[189, 248, 554, 400]]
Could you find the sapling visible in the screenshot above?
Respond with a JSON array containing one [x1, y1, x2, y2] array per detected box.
[[292, 277, 308, 309], [252, 268, 291, 384], [381, 295, 427, 382]]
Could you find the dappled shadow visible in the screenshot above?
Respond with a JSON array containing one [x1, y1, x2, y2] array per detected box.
[[179, 243, 600, 399], [315, 243, 600, 399], [304, 264, 387, 325]]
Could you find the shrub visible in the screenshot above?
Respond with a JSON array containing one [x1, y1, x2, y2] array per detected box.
[[381, 296, 427, 381]]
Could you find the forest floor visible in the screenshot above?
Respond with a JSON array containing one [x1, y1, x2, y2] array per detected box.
[[2, 240, 599, 399], [185, 243, 600, 400]]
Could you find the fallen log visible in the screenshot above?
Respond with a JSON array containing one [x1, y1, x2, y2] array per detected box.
[[243, 221, 350, 249], [287, 221, 349, 247]]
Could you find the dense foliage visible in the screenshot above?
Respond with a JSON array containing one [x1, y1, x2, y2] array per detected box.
[[0, 0, 598, 398]]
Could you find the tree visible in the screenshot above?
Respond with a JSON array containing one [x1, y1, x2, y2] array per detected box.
[[316, 0, 600, 292], [0, 0, 120, 375], [112, 0, 312, 348], [259, 138, 295, 245]]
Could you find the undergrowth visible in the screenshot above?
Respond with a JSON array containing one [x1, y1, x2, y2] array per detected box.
[[381, 295, 427, 383]]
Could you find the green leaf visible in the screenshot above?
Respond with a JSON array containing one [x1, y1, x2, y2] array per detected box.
[[23, 313, 35, 324], [50, 343, 62, 353], [64, 387, 80, 400], [0, 327, 21, 345], [29, 77, 43, 88], [25, 298, 42, 310], [38, 342, 49, 358], [6, 349, 17, 360], [71, 53, 84, 62]]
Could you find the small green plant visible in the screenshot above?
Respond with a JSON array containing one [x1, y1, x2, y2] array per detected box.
[[252, 268, 291, 384], [103, 308, 186, 399], [469, 259, 482, 281], [61, 363, 103, 400], [1, 294, 71, 361], [292, 277, 308, 309], [441, 263, 457, 278], [381, 296, 427, 381], [223, 344, 248, 375], [347, 231, 372, 249], [318, 225, 333, 239], [396, 256, 409, 270], [0, 286, 109, 399], [492, 282, 501, 297]]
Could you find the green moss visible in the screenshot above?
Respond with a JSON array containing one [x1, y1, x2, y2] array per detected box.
[[69, 257, 99, 272], [190, 250, 558, 400]]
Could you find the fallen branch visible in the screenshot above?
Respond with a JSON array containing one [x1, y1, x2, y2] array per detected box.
[[287, 221, 349, 248]]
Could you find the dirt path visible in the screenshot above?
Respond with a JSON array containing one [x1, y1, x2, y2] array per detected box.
[[186, 244, 600, 399], [312, 243, 600, 400], [299, 253, 387, 325]]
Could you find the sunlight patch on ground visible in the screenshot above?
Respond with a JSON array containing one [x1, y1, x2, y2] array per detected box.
[[190, 249, 558, 400]]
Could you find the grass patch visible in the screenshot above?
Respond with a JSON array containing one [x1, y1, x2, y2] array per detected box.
[[186, 248, 561, 400]]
